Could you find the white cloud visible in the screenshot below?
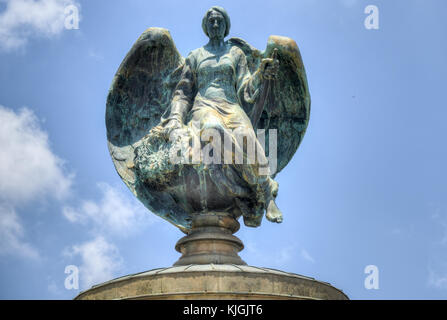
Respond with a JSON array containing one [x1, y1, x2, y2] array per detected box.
[[428, 267, 447, 290], [65, 236, 123, 290], [300, 248, 315, 263], [0, 203, 39, 259], [427, 205, 447, 290], [0, 106, 72, 203], [47, 278, 63, 296], [0, 105, 73, 259], [0, 0, 79, 51], [88, 49, 104, 61], [244, 239, 299, 267], [276, 246, 294, 265], [62, 182, 156, 236], [61, 182, 158, 289]]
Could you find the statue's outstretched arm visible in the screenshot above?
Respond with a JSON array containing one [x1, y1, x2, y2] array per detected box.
[[236, 49, 278, 115], [236, 51, 262, 110]]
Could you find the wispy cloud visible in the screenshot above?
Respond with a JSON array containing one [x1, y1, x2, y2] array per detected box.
[[61, 182, 158, 288], [428, 204, 447, 245], [62, 182, 157, 236], [0, 203, 39, 259], [428, 265, 447, 290], [0, 0, 80, 51], [301, 248, 315, 263], [47, 278, 63, 296], [64, 236, 123, 290], [427, 203, 447, 290], [276, 246, 294, 265], [88, 49, 103, 61], [0, 106, 72, 204], [0, 105, 73, 259], [244, 239, 314, 267]]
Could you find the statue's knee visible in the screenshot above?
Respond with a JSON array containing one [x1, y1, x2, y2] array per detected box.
[[201, 117, 226, 139]]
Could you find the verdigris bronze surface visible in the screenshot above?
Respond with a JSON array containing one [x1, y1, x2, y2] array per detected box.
[[106, 6, 310, 234]]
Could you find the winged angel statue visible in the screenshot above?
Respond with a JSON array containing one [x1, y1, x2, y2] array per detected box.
[[106, 6, 310, 233]]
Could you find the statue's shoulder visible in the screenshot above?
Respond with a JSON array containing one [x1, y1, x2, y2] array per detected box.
[[228, 43, 245, 57], [187, 47, 202, 57], [228, 38, 259, 56], [184, 47, 204, 69], [227, 38, 261, 72]]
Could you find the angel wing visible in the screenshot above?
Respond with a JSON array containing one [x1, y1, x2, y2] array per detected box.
[[106, 27, 191, 232], [228, 36, 311, 176]]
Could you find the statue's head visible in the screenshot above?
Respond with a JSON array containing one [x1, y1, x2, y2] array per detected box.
[[202, 6, 231, 40]]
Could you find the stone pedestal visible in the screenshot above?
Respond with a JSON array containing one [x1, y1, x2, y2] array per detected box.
[[74, 264, 348, 300], [174, 213, 246, 266], [75, 213, 348, 300]]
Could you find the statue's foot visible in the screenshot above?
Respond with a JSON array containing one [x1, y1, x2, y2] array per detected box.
[[243, 215, 262, 227], [266, 199, 283, 223]]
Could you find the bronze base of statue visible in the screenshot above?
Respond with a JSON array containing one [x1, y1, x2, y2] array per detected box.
[[174, 213, 246, 266]]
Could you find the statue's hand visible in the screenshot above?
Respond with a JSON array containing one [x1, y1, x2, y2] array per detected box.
[[162, 118, 183, 140], [260, 57, 279, 80]]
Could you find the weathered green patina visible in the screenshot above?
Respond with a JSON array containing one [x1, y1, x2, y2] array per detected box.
[[106, 6, 310, 233]]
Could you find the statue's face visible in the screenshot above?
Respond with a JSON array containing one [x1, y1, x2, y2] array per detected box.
[[206, 11, 226, 40]]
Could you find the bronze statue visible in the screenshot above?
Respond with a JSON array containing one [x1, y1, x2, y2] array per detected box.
[[106, 6, 310, 244]]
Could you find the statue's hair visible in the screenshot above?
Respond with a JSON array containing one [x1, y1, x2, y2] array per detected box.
[[202, 6, 231, 38]]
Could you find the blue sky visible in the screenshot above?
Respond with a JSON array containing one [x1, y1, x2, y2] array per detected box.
[[0, 0, 446, 299]]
